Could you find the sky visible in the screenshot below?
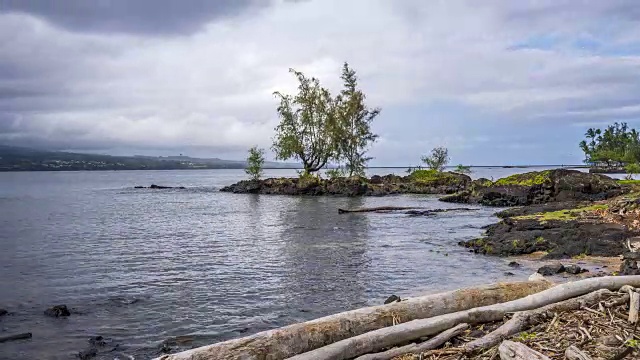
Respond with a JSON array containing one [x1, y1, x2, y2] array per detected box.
[[1, 0, 640, 166]]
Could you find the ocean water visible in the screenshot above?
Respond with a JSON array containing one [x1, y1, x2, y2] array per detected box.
[[0, 167, 571, 359]]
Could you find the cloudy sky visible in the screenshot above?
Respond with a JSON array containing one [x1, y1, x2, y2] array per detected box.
[[1, 0, 640, 165]]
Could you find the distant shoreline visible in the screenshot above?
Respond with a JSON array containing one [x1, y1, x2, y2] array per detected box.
[[0, 165, 590, 173]]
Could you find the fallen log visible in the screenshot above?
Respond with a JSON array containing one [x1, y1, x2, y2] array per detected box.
[[154, 281, 550, 360], [463, 289, 614, 352], [0, 332, 32, 343], [286, 276, 640, 360], [355, 323, 469, 360], [498, 340, 550, 360], [338, 206, 423, 213]]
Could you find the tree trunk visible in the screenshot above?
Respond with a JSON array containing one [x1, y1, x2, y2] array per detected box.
[[153, 281, 550, 360], [498, 341, 550, 360], [354, 323, 469, 360], [463, 289, 613, 352], [286, 276, 640, 360]]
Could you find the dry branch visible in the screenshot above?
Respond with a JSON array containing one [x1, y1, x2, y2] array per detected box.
[[628, 291, 639, 324], [155, 281, 549, 360], [354, 323, 469, 360], [498, 340, 550, 360], [286, 276, 640, 360], [463, 289, 614, 352]]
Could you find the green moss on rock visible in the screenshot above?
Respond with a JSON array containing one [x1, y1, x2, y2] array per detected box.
[[513, 203, 608, 222], [493, 170, 552, 186]]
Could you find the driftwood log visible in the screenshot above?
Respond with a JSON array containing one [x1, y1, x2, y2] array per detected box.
[[463, 289, 614, 352], [337, 206, 476, 214], [498, 340, 550, 360], [154, 281, 550, 360], [355, 323, 469, 360], [287, 276, 640, 360], [0, 332, 32, 343]]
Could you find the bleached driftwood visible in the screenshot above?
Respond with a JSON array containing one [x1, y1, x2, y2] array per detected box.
[[287, 276, 640, 360], [498, 340, 550, 360], [154, 281, 550, 360], [463, 289, 614, 352], [355, 323, 469, 360], [628, 291, 639, 324], [565, 345, 593, 360]]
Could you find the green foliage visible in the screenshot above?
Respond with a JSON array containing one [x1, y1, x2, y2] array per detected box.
[[515, 204, 608, 222], [618, 179, 640, 185], [535, 236, 545, 244], [245, 146, 265, 181], [494, 171, 551, 186], [453, 164, 472, 175], [515, 332, 537, 341], [625, 163, 640, 180], [271, 63, 380, 176], [409, 169, 459, 185], [272, 69, 335, 174], [421, 147, 450, 171], [624, 339, 639, 348], [333, 63, 380, 177], [579, 122, 640, 167], [325, 167, 345, 180]]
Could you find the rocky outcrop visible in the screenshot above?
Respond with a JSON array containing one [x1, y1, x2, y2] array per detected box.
[[441, 170, 622, 206], [135, 184, 186, 189], [220, 172, 471, 196], [44, 305, 71, 317], [0, 308, 7, 317]]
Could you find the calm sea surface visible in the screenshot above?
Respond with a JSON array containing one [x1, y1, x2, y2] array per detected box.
[[0, 167, 580, 359]]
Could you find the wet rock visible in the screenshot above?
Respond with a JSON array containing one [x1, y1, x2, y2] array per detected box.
[[405, 210, 437, 217], [623, 252, 640, 261], [384, 295, 401, 304], [537, 263, 565, 276], [88, 336, 106, 347], [504, 272, 515, 276], [507, 261, 521, 268], [564, 264, 582, 274], [44, 305, 71, 317], [620, 259, 640, 275], [77, 348, 97, 360], [159, 342, 172, 354], [134, 185, 145, 189], [0, 309, 7, 317]]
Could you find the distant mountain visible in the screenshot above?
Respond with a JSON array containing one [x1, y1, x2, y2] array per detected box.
[[0, 145, 300, 171]]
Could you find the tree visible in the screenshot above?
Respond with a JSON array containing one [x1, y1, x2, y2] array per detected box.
[[245, 146, 265, 181], [579, 122, 640, 167], [422, 147, 450, 172], [625, 163, 640, 180], [272, 69, 336, 174], [454, 164, 472, 175], [333, 63, 380, 177]]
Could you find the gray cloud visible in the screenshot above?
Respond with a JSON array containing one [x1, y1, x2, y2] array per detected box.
[[1, 0, 640, 164], [0, 0, 271, 35]]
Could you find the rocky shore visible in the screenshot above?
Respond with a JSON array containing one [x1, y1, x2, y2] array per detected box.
[[220, 171, 471, 196]]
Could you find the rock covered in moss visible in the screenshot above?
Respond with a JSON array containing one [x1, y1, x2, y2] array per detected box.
[[441, 169, 622, 206], [219, 172, 471, 196]]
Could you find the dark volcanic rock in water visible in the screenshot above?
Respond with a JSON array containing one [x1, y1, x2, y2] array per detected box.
[[135, 184, 186, 189], [564, 264, 583, 274], [621, 258, 640, 275], [220, 172, 471, 196], [384, 295, 401, 304], [507, 261, 521, 268], [44, 304, 71, 317], [0, 308, 7, 316], [77, 348, 98, 360], [537, 263, 565, 276], [440, 169, 622, 206]]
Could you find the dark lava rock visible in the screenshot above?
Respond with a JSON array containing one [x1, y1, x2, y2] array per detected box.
[[538, 263, 565, 276], [504, 272, 515, 276], [134, 185, 145, 189], [623, 252, 640, 261], [564, 264, 582, 274], [508, 261, 521, 268], [441, 170, 622, 206], [220, 172, 471, 197], [77, 348, 97, 360], [460, 217, 630, 258], [405, 210, 436, 217], [149, 184, 184, 189], [44, 305, 71, 317], [89, 336, 106, 347], [384, 295, 401, 304], [160, 342, 172, 354], [620, 259, 640, 275], [0, 308, 7, 316]]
